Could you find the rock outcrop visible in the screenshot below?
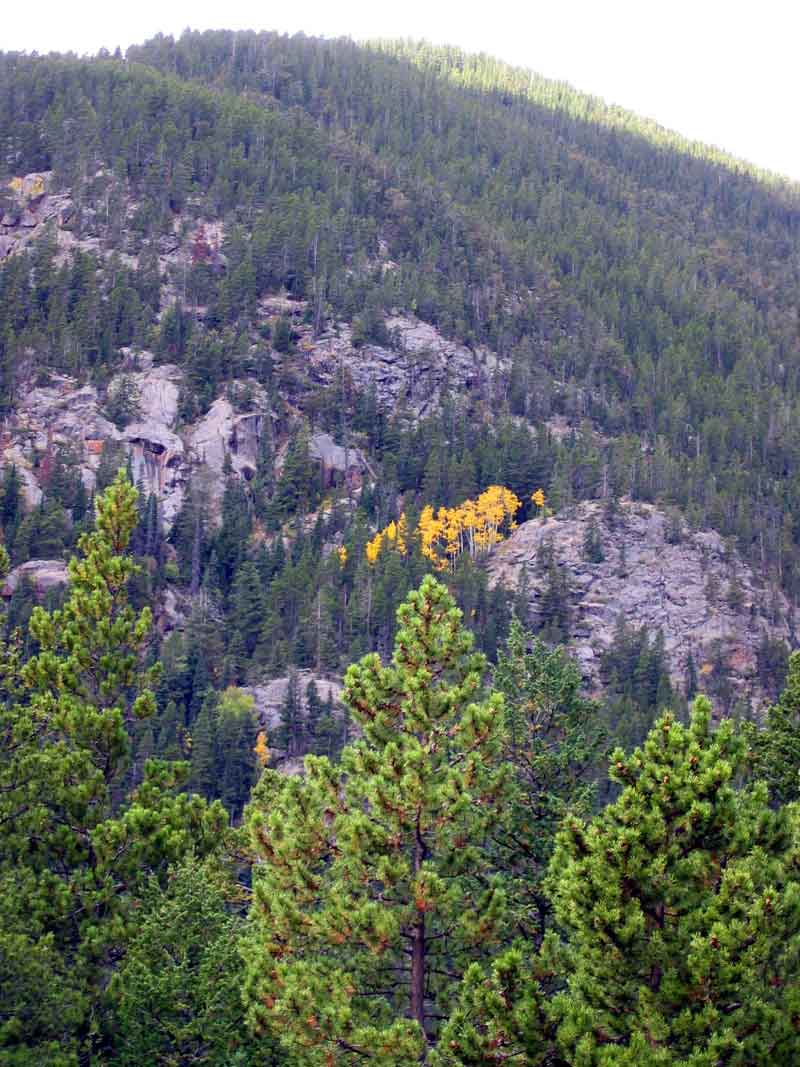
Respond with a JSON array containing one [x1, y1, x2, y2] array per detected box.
[[2, 364, 280, 529], [9, 377, 121, 494], [1, 172, 73, 260], [189, 394, 275, 505], [245, 672, 344, 734], [123, 419, 186, 525], [488, 499, 792, 709], [302, 314, 506, 419], [128, 361, 181, 426], [308, 432, 369, 489], [2, 559, 69, 598]]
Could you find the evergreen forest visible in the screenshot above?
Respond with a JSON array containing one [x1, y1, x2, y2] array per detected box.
[[1, 27, 800, 1066]]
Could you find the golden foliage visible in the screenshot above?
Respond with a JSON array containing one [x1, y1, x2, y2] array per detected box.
[[365, 531, 383, 566], [365, 485, 523, 572], [254, 730, 271, 767], [28, 174, 45, 199], [7, 174, 45, 199], [531, 488, 546, 509]]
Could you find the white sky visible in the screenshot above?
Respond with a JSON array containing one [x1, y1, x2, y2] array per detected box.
[[5, 0, 800, 181]]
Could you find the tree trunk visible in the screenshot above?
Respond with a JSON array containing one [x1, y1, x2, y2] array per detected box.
[[411, 910, 426, 1037], [411, 813, 427, 1058]]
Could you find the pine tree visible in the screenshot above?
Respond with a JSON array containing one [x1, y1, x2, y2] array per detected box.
[[243, 576, 511, 1064], [491, 618, 603, 943], [214, 474, 251, 590], [270, 421, 318, 523], [748, 649, 800, 804], [216, 685, 258, 818], [537, 541, 571, 645], [190, 688, 219, 799], [156, 698, 184, 761], [581, 516, 605, 563], [432, 946, 557, 1067], [550, 699, 800, 1065], [305, 677, 323, 750], [105, 374, 142, 429], [110, 858, 284, 1067], [685, 652, 699, 702], [276, 670, 303, 757], [0, 462, 22, 539], [230, 559, 265, 658], [315, 687, 344, 759], [0, 472, 228, 1063]]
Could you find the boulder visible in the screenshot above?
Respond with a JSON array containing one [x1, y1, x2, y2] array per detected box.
[[245, 672, 343, 734], [309, 432, 369, 489], [2, 559, 69, 598]]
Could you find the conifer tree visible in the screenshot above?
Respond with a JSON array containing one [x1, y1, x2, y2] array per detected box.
[[582, 516, 605, 564], [0, 471, 227, 1063], [190, 688, 219, 799], [270, 421, 318, 523], [216, 685, 259, 818], [111, 857, 285, 1067], [432, 945, 558, 1067], [748, 649, 800, 804], [550, 699, 800, 1066], [305, 677, 322, 749], [276, 670, 303, 757], [230, 559, 265, 658], [0, 462, 22, 539], [491, 618, 602, 943], [244, 576, 511, 1064]]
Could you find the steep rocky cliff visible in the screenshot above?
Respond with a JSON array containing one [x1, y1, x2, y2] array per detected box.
[[1, 169, 794, 712], [489, 499, 791, 710], [1, 174, 502, 529]]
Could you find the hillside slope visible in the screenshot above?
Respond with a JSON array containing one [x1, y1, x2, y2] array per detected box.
[[0, 31, 797, 735]]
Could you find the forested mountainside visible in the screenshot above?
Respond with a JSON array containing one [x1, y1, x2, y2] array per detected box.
[[1, 29, 800, 770], [4, 28, 800, 1067]]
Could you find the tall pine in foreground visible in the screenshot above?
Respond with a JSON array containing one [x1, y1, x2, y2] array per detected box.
[[433, 620, 603, 1067], [243, 576, 511, 1065], [0, 472, 227, 1066], [550, 699, 800, 1066]]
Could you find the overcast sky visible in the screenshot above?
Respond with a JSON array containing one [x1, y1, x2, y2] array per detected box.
[[7, 0, 800, 182]]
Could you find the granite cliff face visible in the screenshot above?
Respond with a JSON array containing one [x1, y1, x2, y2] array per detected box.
[[300, 315, 506, 419], [2, 170, 507, 537], [3, 359, 366, 533], [1, 306, 492, 534], [1, 171, 793, 713], [489, 499, 791, 710]]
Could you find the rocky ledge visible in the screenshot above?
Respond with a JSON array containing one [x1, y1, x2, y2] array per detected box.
[[488, 498, 792, 710]]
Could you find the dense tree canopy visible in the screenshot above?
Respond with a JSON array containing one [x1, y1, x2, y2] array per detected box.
[[2, 28, 800, 1066]]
